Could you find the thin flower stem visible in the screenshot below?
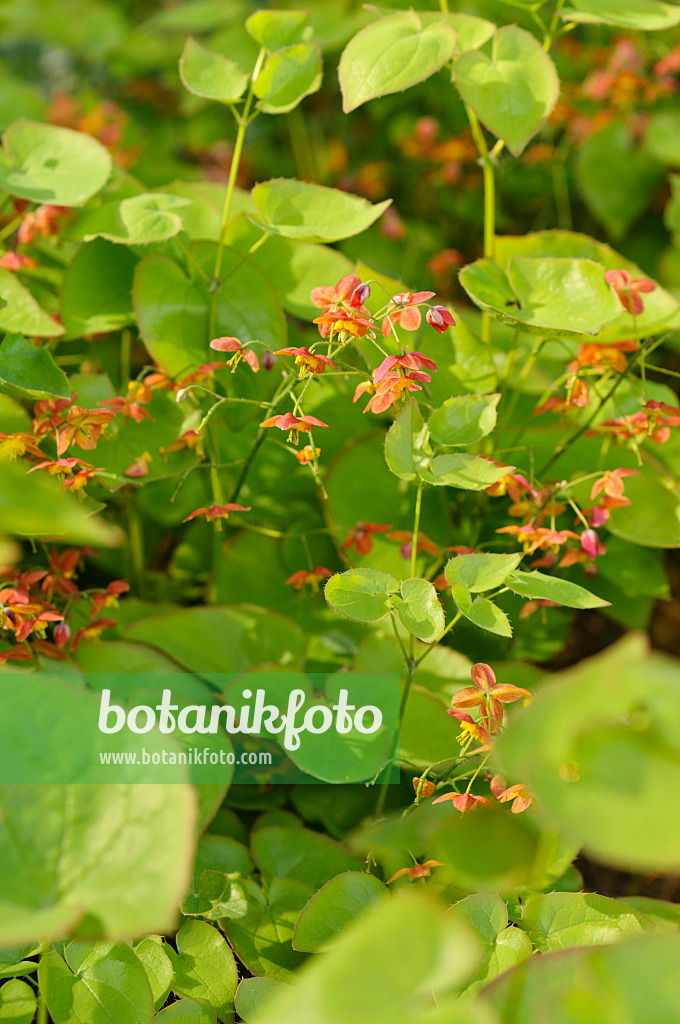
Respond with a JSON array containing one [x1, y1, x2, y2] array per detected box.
[[409, 481, 424, 662], [415, 611, 463, 669], [209, 48, 265, 338], [465, 104, 495, 344]]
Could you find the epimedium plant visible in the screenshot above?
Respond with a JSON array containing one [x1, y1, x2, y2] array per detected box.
[[0, 2, 680, 1024]]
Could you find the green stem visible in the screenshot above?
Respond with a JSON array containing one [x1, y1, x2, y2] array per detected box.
[[209, 48, 265, 338], [465, 104, 495, 344], [126, 502, 145, 596], [120, 329, 131, 388], [408, 481, 424, 662], [37, 945, 49, 1024]]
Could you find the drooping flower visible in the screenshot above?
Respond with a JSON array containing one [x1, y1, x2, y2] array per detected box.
[[209, 337, 260, 373], [412, 776, 436, 799], [275, 346, 337, 377], [0, 251, 38, 271], [183, 504, 251, 524], [124, 452, 152, 478], [447, 710, 492, 749], [381, 291, 435, 336], [32, 396, 73, 436], [70, 617, 117, 649], [90, 580, 130, 618], [99, 381, 154, 422], [41, 548, 84, 598], [432, 792, 493, 811], [386, 530, 441, 561], [313, 309, 373, 339], [591, 468, 638, 503], [604, 268, 656, 316], [310, 273, 363, 310], [296, 445, 320, 465], [342, 521, 392, 557], [364, 372, 430, 414], [426, 305, 456, 333], [17, 204, 66, 245], [372, 352, 438, 384], [285, 566, 334, 592], [497, 524, 579, 555], [260, 412, 329, 444], [490, 775, 533, 814], [160, 430, 203, 455]]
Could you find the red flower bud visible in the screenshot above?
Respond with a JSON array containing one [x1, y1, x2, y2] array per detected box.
[[262, 351, 277, 371], [349, 282, 371, 307], [53, 622, 71, 648]]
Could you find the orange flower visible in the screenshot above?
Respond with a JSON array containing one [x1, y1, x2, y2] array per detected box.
[[71, 617, 117, 649], [591, 467, 638, 502], [0, 251, 38, 271], [372, 352, 437, 384], [285, 566, 334, 592], [447, 710, 492, 749], [342, 521, 392, 557], [32, 396, 72, 436], [161, 430, 203, 455], [432, 792, 493, 811], [124, 452, 152, 478], [497, 524, 578, 555], [381, 291, 435, 336], [57, 406, 115, 455], [491, 775, 533, 813], [275, 346, 337, 376], [386, 860, 443, 884], [387, 530, 441, 560], [604, 268, 656, 316], [450, 663, 531, 732], [183, 504, 250, 524], [260, 412, 329, 444], [100, 381, 153, 422], [41, 548, 84, 598], [310, 273, 363, 310], [313, 309, 373, 339], [296, 445, 320, 464], [0, 433, 44, 460], [412, 776, 436, 799], [209, 337, 260, 373], [90, 580, 129, 618]]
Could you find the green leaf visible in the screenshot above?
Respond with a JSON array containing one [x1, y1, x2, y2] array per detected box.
[[445, 552, 523, 593], [0, 778, 195, 944], [325, 568, 399, 623], [494, 634, 680, 871], [339, 12, 457, 113], [434, 807, 539, 893], [246, 9, 311, 50], [450, 313, 498, 394], [505, 569, 610, 609], [234, 978, 282, 1024], [293, 872, 386, 952], [487, 932, 680, 1021], [40, 944, 153, 1024], [560, 0, 680, 28], [124, 606, 307, 675], [71, 193, 191, 245], [179, 37, 248, 103], [247, 891, 481, 1024], [0, 455, 121, 545], [645, 112, 680, 167], [155, 999, 216, 1024], [619, 896, 680, 932], [451, 894, 531, 994], [254, 43, 322, 114], [576, 120, 663, 239], [384, 399, 431, 481], [0, 979, 35, 1024], [133, 249, 286, 377], [418, 12, 496, 52], [394, 578, 445, 644], [429, 394, 500, 446], [459, 255, 622, 338], [451, 583, 513, 637], [453, 894, 508, 944], [454, 26, 559, 156], [608, 472, 680, 548], [168, 921, 238, 1024], [522, 893, 653, 951], [0, 268, 63, 338], [134, 937, 174, 1011], [0, 333, 69, 401], [0, 120, 111, 206], [251, 827, 362, 888], [221, 878, 312, 981], [250, 179, 391, 243], [420, 453, 512, 490], [61, 239, 137, 338]]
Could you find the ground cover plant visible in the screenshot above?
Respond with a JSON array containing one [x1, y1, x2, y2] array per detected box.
[[2, 0, 680, 1020]]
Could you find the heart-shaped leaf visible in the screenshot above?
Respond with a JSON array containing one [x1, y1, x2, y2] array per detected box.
[[293, 872, 386, 952], [384, 399, 431, 481], [0, 268, 63, 338], [394, 578, 445, 643], [339, 12, 457, 112], [250, 179, 391, 242], [560, 0, 680, 28], [459, 256, 622, 338], [455, 25, 559, 156], [70, 193, 192, 245], [428, 394, 500, 447], [168, 921, 238, 1024], [254, 43, 322, 114], [246, 9, 311, 50], [39, 944, 153, 1024], [505, 570, 610, 609], [325, 568, 399, 623], [0, 979, 35, 1024], [0, 120, 111, 206], [445, 552, 523, 593], [0, 333, 69, 401], [179, 38, 248, 103], [420, 453, 513, 490]]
